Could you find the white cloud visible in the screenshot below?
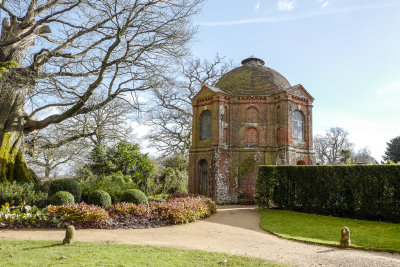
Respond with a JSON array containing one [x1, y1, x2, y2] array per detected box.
[[277, 0, 295, 11], [254, 1, 261, 12], [197, 2, 400, 26], [321, 1, 329, 8]]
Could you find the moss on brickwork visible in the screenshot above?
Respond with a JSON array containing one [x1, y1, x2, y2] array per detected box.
[[238, 154, 257, 179]]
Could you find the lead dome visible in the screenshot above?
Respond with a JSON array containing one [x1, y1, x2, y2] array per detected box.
[[215, 56, 291, 96]]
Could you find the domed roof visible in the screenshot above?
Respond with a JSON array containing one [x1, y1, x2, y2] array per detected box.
[[215, 56, 291, 96]]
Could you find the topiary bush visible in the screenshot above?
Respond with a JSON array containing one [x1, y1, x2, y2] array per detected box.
[[88, 190, 112, 208], [79, 177, 138, 204], [49, 178, 81, 203], [49, 191, 75, 206], [120, 189, 148, 205]]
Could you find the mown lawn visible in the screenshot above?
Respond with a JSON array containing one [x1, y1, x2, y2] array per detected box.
[[0, 240, 284, 267], [260, 209, 400, 252]]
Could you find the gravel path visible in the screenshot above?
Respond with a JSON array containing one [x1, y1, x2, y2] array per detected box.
[[1, 205, 400, 266]]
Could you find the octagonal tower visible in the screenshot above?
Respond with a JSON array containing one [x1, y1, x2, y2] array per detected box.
[[189, 56, 315, 204]]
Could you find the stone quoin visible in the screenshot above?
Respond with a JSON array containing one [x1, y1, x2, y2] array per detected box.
[[189, 56, 315, 204]]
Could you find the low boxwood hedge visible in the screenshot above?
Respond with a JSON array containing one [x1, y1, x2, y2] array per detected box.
[[120, 189, 148, 205], [49, 191, 75, 206], [88, 190, 112, 208], [49, 178, 81, 203], [256, 165, 400, 222]]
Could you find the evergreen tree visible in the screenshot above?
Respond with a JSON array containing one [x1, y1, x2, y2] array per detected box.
[[383, 136, 400, 163], [86, 142, 154, 191]]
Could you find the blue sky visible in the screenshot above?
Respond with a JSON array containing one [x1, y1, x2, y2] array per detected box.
[[188, 0, 400, 160]]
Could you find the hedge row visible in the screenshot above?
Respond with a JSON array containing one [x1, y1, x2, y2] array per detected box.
[[256, 165, 400, 222]]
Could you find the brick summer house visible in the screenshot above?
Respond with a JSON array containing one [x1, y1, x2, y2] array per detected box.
[[188, 56, 315, 204]]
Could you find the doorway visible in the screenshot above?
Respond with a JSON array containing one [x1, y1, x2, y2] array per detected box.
[[199, 159, 208, 196]]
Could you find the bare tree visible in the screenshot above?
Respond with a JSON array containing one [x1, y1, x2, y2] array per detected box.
[[27, 132, 85, 179], [63, 95, 136, 148], [314, 127, 354, 165], [0, 0, 203, 182], [27, 96, 136, 179], [144, 55, 233, 156], [352, 147, 377, 164]]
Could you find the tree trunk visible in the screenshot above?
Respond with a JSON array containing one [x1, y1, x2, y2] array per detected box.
[[0, 17, 49, 183], [0, 77, 37, 183], [0, 131, 36, 183]]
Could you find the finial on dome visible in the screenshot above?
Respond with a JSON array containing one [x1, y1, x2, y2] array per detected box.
[[241, 55, 265, 66]]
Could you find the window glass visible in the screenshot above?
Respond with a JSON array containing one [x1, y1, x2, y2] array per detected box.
[[200, 110, 212, 140], [292, 111, 304, 140]]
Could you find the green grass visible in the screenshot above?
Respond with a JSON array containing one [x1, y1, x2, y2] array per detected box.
[[260, 209, 400, 252], [0, 240, 284, 267]]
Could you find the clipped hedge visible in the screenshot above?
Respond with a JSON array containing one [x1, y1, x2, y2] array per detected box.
[[49, 191, 75, 206], [49, 178, 81, 203], [88, 190, 112, 208], [120, 189, 148, 205], [80, 179, 138, 204], [256, 165, 400, 222]]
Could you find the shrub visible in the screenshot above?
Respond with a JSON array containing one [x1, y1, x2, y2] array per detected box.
[[49, 178, 81, 203], [49, 191, 75, 206], [151, 196, 216, 224], [107, 195, 216, 224], [0, 182, 48, 207], [80, 178, 138, 204], [256, 165, 400, 222], [159, 167, 188, 194], [148, 194, 169, 202], [107, 202, 150, 219], [88, 190, 112, 208], [120, 189, 148, 205], [46, 203, 110, 228], [85, 142, 155, 191], [0, 203, 51, 226]]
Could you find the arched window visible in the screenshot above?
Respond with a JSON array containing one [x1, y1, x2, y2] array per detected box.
[[277, 106, 280, 124], [292, 111, 304, 140], [200, 110, 212, 140]]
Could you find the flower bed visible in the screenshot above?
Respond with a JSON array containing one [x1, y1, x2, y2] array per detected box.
[[0, 195, 216, 229], [47, 203, 110, 228], [108, 195, 217, 225]]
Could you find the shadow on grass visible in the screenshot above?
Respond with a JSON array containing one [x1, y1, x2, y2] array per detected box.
[[23, 243, 64, 250]]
